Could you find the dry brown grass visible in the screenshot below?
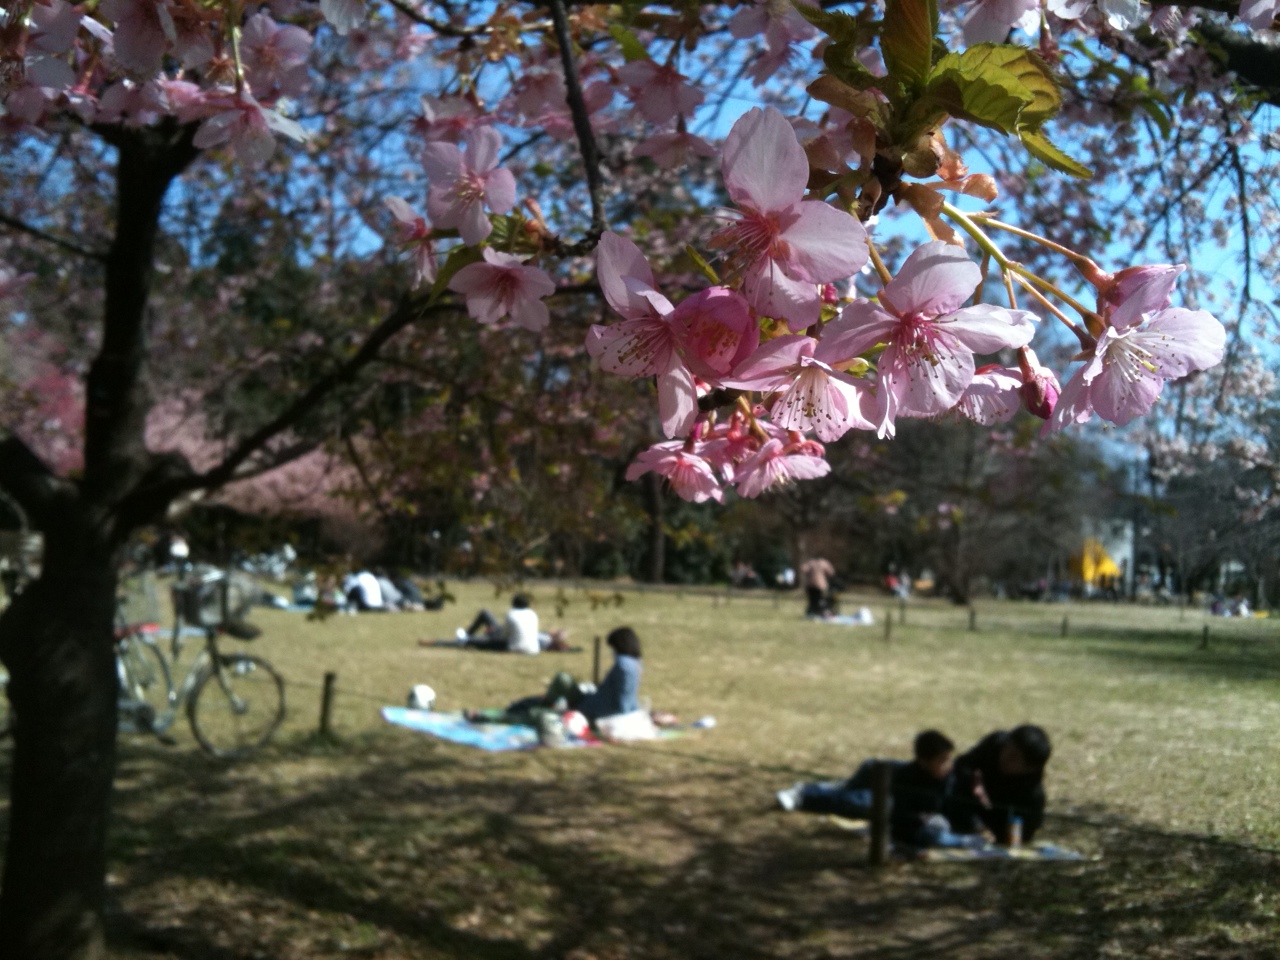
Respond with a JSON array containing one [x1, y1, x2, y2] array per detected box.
[[6, 580, 1280, 958]]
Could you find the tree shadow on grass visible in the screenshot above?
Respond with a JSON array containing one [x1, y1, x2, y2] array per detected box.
[[67, 731, 1280, 960]]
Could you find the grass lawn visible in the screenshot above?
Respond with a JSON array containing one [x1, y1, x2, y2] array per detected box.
[[5, 581, 1280, 958]]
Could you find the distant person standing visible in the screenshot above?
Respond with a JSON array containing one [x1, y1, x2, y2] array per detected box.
[[800, 557, 835, 617]]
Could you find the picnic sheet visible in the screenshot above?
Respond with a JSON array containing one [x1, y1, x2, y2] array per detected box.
[[824, 816, 1092, 861], [382, 707, 689, 751]]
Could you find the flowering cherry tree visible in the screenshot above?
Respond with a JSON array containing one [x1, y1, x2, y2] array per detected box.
[[0, 0, 1273, 954]]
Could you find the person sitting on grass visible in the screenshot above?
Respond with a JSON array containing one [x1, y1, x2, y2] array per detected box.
[[776, 729, 982, 848], [947, 724, 1052, 845], [454, 593, 540, 654], [475, 626, 644, 728]]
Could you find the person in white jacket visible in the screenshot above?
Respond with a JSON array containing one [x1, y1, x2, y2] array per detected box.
[[458, 594, 540, 654]]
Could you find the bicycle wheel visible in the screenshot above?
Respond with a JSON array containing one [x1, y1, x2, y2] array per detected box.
[[187, 654, 285, 758], [117, 632, 174, 733]]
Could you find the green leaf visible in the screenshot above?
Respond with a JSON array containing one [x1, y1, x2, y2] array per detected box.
[[608, 24, 648, 62], [928, 44, 1061, 133], [683, 245, 720, 285], [429, 245, 483, 302], [793, 2, 872, 45], [881, 0, 937, 94], [1019, 130, 1093, 179]]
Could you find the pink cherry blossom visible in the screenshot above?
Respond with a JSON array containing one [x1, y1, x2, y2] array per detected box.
[[722, 334, 875, 442], [383, 197, 436, 289], [531, 80, 615, 141], [448, 248, 555, 332], [728, 0, 818, 85], [25, 0, 81, 88], [413, 94, 486, 143], [320, 0, 365, 35], [193, 90, 308, 167], [1240, 0, 1278, 29], [823, 241, 1036, 437], [625, 441, 723, 503], [961, 0, 1040, 46], [711, 107, 868, 331], [952, 365, 1022, 426], [241, 13, 312, 100], [585, 232, 696, 438], [633, 131, 717, 169], [616, 60, 704, 126], [422, 127, 517, 246], [1047, 264, 1225, 431], [96, 79, 166, 127], [99, 0, 174, 75], [734, 436, 830, 498], [667, 287, 758, 380]]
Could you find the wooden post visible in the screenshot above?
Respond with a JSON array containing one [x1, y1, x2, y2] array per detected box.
[[868, 761, 893, 866], [968, 607, 977, 631], [593, 635, 602, 684], [883, 610, 892, 643], [319, 671, 337, 737], [1060, 615, 1069, 637], [898, 598, 906, 625], [1200, 624, 1210, 650]]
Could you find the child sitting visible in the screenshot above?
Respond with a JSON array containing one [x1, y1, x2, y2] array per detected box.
[[776, 729, 981, 848]]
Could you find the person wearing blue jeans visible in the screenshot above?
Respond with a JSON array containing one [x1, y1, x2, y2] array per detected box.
[[776, 730, 983, 848]]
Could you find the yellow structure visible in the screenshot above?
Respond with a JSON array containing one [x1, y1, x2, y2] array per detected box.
[[1071, 537, 1122, 586]]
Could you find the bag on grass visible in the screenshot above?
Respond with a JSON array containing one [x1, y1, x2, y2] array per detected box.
[[594, 709, 657, 742]]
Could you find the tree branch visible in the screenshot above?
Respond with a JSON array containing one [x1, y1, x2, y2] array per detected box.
[[386, 0, 551, 36], [546, 0, 608, 256], [0, 212, 106, 262], [0, 435, 76, 529], [129, 294, 441, 506], [1197, 22, 1280, 105]]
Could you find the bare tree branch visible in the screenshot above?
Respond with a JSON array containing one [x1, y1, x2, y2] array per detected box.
[[386, 0, 551, 37], [546, 0, 608, 255], [128, 294, 444, 508], [0, 212, 106, 262], [0, 435, 77, 528]]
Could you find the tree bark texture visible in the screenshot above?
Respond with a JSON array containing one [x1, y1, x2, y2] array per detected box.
[[0, 123, 196, 960], [644, 472, 665, 584]]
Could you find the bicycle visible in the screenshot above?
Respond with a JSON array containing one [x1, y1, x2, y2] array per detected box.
[[116, 568, 287, 759]]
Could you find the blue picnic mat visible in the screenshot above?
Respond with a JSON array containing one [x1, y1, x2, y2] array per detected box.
[[917, 843, 1092, 862], [382, 708, 543, 751]]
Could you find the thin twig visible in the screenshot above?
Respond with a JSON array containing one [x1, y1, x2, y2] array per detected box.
[[546, 0, 608, 255], [0, 211, 106, 261]]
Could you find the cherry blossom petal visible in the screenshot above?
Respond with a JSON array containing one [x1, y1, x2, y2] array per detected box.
[[879, 241, 981, 319], [466, 126, 502, 173], [721, 106, 808, 216], [1043, 367, 1095, 434], [658, 353, 699, 438], [458, 201, 491, 246], [942, 305, 1036, 354], [881, 333, 975, 418], [483, 168, 517, 214], [1137, 307, 1226, 376], [721, 335, 814, 390], [421, 141, 463, 181], [585, 320, 675, 377], [743, 258, 821, 330], [954, 366, 1022, 425], [1108, 264, 1183, 330], [512, 297, 550, 332], [820, 302, 902, 360], [778, 201, 869, 284], [595, 232, 672, 320]]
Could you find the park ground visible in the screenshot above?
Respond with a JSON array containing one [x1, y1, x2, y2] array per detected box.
[[4, 582, 1280, 958]]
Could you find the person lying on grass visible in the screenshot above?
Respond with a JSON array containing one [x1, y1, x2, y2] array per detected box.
[[469, 626, 645, 728], [947, 725, 1052, 845], [776, 729, 985, 848], [453, 593, 541, 654]]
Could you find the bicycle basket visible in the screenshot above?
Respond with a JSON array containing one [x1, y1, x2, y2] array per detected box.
[[118, 572, 161, 629], [174, 568, 259, 635]]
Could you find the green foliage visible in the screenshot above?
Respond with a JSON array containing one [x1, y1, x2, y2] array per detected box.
[[1020, 129, 1095, 179], [608, 24, 648, 61], [880, 0, 938, 96]]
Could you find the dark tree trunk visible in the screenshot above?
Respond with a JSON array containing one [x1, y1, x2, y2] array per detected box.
[[0, 523, 119, 960], [0, 122, 197, 960]]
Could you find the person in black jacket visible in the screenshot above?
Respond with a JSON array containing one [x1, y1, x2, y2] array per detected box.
[[949, 725, 1052, 844], [777, 730, 981, 848]]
